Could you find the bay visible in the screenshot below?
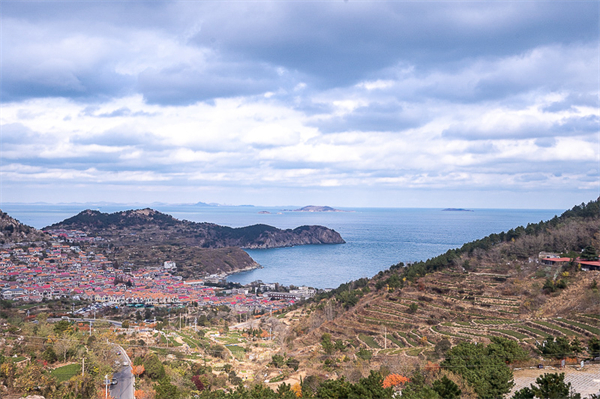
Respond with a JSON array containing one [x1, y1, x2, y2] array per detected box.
[[1, 204, 561, 288]]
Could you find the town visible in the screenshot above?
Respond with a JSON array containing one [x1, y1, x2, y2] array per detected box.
[[0, 229, 317, 316]]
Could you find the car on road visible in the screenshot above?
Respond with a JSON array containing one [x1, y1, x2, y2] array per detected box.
[[111, 378, 118, 385]]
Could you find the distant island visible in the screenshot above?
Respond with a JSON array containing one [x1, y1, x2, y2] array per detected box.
[[442, 208, 474, 212], [282, 205, 351, 212]]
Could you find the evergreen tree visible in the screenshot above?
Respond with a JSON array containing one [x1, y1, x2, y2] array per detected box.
[[432, 376, 461, 399]]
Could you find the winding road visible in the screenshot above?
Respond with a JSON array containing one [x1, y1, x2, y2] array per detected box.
[[109, 345, 134, 399]]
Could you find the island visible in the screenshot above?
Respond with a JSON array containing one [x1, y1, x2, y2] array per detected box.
[[282, 205, 351, 212], [442, 208, 474, 212]]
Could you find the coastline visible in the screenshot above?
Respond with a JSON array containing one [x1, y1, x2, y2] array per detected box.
[[219, 261, 262, 279]]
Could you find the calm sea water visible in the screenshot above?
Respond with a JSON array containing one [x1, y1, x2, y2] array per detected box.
[[1, 204, 561, 288]]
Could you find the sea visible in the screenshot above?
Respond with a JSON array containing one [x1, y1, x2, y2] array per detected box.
[[1, 204, 562, 289]]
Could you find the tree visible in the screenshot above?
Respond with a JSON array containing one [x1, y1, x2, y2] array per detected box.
[[408, 303, 418, 314], [570, 337, 584, 355], [191, 375, 205, 391], [356, 348, 372, 361], [537, 336, 573, 359], [143, 353, 165, 380], [54, 319, 72, 334], [512, 387, 535, 399], [382, 373, 409, 388], [271, 354, 286, 368], [321, 333, 334, 355], [64, 374, 98, 399], [526, 373, 581, 399], [154, 377, 180, 399], [588, 337, 600, 358], [122, 320, 130, 329], [487, 336, 529, 364], [581, 245, 599, 261], [432, 375, 461, 399], [442, 341, 515, 399], [132, 365, 145, 377]]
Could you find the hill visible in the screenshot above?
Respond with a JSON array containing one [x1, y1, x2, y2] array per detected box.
[[45, 208, 345, 249], [280, 198, 600, 379], [0, 210, 49, 243]]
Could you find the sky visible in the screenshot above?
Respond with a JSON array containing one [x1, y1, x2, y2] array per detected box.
[[0, 1, 599, 209]]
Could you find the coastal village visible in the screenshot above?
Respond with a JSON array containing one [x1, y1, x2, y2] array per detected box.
[[0, 228, 316, 314]]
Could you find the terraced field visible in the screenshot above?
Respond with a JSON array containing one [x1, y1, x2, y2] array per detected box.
[[301, 267, 600, 357]]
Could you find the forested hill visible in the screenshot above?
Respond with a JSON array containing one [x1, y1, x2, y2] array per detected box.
[[394, 198, 600, 281], [45, 208, 346, 249], [310, 197, 600, 311]]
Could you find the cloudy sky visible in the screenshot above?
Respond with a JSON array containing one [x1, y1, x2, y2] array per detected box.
[[1, 1, 598, 209]]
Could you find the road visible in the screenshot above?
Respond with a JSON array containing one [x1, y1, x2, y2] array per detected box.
[[109, 345, 134, 399]]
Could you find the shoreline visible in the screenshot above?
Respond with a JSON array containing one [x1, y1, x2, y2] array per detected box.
[[219, 261, 263, 279]]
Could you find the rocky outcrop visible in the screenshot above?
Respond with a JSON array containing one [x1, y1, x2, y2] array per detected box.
[[240, 225, 346, 249]]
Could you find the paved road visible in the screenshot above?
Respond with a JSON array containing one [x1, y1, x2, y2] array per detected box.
[[48, 317, 123, 327], [109, 345, 134, 399]]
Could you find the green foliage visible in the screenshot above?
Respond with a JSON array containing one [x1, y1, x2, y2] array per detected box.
[[517, 373, 582, 399], [512, 386, 535, 399], [356, 348, 372, 361], [588, 337, 600, 357], [537, 336, 574, 359], [401, 372, 440, 399], [143, 353, 166, 380], [581, 245, 599, 261], [432, 376, 461, 399], [286, 357, 300, 371], [570, 337, 584, 354], [442, 341, 515, 398], [155, 377, 181, 399], [321, 333, 334, 355], [53, 319, 72, 334], [42, 346, 58, 363], [408, 303, 418, 314], [392, 198, 600, 282], [270, 354, 285, 368], [487, 336, 529, 364], [335, 290, 360, 309]]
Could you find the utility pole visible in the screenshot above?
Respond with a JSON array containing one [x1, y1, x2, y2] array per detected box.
[[82, 357, 85, 376], [104, 375, 109, 399], [194, 317, 197, 332], [89, 320, 92, 336], [384, 327, 387, 350]]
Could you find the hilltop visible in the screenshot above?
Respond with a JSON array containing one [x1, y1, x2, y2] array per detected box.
[[46, 208, 345, 249], [0, 209, 49, 243]]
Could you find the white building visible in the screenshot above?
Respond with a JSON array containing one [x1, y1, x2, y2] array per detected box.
[[163, 261, 176, 270]]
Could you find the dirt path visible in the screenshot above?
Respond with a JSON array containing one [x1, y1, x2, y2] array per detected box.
[[511, 364, 600, 398]]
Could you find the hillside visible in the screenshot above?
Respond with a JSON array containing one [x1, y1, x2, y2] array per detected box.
[[46, 208, 345, 249], [281, 198, 600, 378], [0, 209, 49, 243]]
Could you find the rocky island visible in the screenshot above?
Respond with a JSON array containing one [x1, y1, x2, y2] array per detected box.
[[283, 205, 350, 212]]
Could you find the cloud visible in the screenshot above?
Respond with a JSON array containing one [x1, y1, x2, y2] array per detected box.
[[310, 101, 427, 133], [1, 1, 598, 207]]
